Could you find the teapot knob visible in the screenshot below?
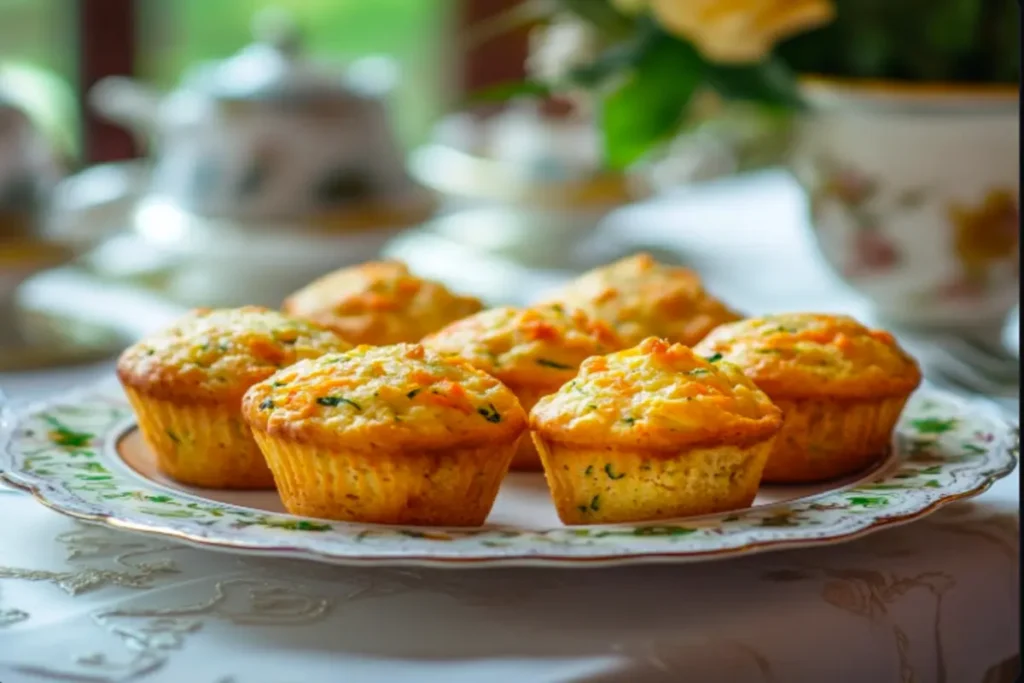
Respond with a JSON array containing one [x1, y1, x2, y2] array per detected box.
[[252, 7, 303, 57]]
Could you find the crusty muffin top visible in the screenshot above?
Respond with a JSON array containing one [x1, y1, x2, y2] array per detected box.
[[422, 304, 622, 389], [116, 306, 351, 403], [530, 337, 781, 450], [694, 313, 922, 400], [242, 343, 526, 450], [538, 253, 741, 347], [282, 261, 483, 346]]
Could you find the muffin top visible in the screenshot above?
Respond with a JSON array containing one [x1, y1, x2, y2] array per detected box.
[[538, 253, 741, 347], [282, 261, 483, 345], [242, 343, 527, 450], [530, 337, 782, 449], [117, 307, 351, 403], [421, 304, 622, 388], [693, 313, 922, 399]]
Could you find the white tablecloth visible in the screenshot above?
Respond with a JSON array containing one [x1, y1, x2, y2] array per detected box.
[[0, 172, 1018, 683]]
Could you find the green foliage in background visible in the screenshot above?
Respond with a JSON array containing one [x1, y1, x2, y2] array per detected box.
[[0, 0, 449, 158], [777, 0, 1020, 83], [476, 2, 806, 170], [480, 0, 1019, 171], [0, 0, 79, 158], [138, 0, 451, 146], [590, 21, 802, 169]]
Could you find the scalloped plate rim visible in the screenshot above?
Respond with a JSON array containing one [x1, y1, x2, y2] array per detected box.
[[0, 380, 1017, 568]]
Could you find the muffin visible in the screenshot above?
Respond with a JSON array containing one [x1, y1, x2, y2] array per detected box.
[[422, 304, 623, 471], [538, 253, 741, 347], [282, 260, 483, 345], [242, 343, 527, 525], [694, 313, 922, 483], [116, 307, 351, 489], [530, 337, 782, 525]]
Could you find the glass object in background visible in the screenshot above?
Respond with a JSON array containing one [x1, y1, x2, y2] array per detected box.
[[136, 0, 454, 147]]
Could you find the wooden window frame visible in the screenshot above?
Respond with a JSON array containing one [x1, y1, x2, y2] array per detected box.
[[78, 0, 137, 163]]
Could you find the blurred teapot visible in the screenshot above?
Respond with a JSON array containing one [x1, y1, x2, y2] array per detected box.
[[89, 10, 416, 223]]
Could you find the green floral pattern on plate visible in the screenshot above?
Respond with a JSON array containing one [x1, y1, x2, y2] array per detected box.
[[0, 381, 1017, 566]]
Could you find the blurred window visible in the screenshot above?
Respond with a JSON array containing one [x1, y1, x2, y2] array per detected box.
[[0, 0, 79, 159], [136, 0, 454, 146], [0, 0, 76, 79]]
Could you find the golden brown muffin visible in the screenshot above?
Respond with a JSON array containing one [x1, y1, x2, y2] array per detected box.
[[538, 253, 741, 347], [242, 343, 527, 526], [116, 307, 351, 489], [694, 313, 922, 483], [282, 260, 483, 345], [530, 337, 782, 525], [422, 304, 623, 471]]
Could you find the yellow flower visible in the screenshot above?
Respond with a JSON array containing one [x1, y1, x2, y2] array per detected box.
[[650, 0, 835, 64]]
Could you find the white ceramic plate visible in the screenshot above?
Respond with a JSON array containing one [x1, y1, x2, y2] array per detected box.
[[0, 380, 1016, 567]]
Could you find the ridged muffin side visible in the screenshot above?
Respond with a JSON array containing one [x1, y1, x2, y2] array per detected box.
[[530, 337, 782, 525], [242, 344, 527, 526], [422, 304, 623, 471], [695, 313, 922, 483], [282, 260, 483, 346], [116, 307, 352, 489], [537, 253, 741, 347]]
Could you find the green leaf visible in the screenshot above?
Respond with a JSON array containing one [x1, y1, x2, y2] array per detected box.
[[567, 33, 652, 88], [599, 32, 705, 169], [559, 0, 635, 39], [704, 56, 804, 109], [463, 80, 551, 107]]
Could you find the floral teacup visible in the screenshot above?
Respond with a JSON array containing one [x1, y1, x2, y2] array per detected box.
[[789, 78, 1019, 329]]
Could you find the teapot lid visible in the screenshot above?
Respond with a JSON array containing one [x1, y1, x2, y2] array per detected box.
[[181, 9, 372, 102]]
